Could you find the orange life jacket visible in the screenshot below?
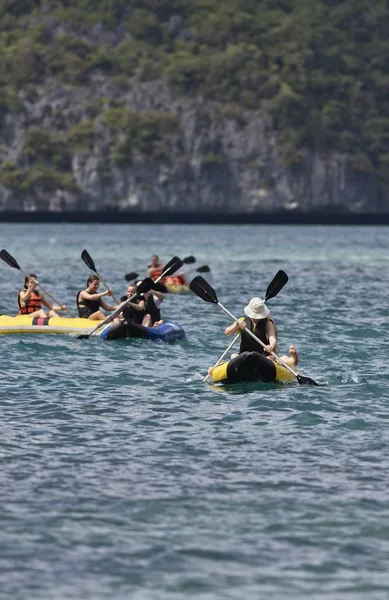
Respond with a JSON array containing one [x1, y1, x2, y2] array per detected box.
[[161, 275, 186, 286], [149, 267, 164, 281], [18, 290, 42, 315]]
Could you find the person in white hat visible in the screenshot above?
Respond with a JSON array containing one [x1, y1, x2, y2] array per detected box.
[[224, 296, 278, 356]]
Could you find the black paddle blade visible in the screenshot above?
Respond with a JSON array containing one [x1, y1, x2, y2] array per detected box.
[[297, 374, 320, 386], [0, 249, 20, 270], [183, 255, 196, 264], [125, 272, 139, 282], [161, 256, 183, 278], [196, 265, 211, 273], [190, 276, 218, 303], [265, 270, 288, 302], [136, 277, 154, 295], [81, 249, 96, 272]]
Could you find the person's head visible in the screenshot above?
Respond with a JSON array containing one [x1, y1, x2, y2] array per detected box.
[[87, 274, 99, 291], [244, 297, 270, 321], [24, 273, 37, 289], [126, 284, 137, 298], [150, 254, 159, 267]]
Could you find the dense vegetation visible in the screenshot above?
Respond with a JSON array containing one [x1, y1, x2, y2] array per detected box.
[[0, 0, 388, 195]]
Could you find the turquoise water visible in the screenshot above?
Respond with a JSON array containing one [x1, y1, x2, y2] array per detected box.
[[1, 223, 389, 600]]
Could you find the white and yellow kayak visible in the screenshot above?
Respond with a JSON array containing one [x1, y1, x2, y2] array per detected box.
[[0, 314, 103, 336], [210, 351, 296, 385]]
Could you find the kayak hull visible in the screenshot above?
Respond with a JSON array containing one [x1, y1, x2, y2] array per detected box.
[[211, 351, 296, 385], [164, 282, 190, 294], [0, 315, 185, 342], [99, 321, 186, 342], [0, 314, 103, 335]]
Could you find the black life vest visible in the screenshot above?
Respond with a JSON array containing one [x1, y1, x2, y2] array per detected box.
[[239, 317, 270, 355], [18, 290, 42, 315], [145, 294, 161, 324], [121, 296, 145, 325], [77, 291, 101, 318]]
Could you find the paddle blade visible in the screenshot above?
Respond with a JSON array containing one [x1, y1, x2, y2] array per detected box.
[[190, 276, 218, 303], [0, 249, 20, 270], [265, 270, 288, 302], [136, 277, 154, 295], [161, 256, 183, 278], [196, 265, 211, 273], [125, 272, 139, 282], [297, 374, 320, 386], [81, 249, 96, 272], [183, 255, 196, 264]]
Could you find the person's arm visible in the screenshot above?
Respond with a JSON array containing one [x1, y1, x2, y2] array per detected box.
[[130, 299, 145, 311], [100, 299, 118, 312], [264, 319, 277, 353], [20, 280, 38, 303], [80, 289, 111, 301], [151, 290, 164, 301], [40, 294, 66, 312], [225, 319, 246, 336], [225, 322, 238, 336]]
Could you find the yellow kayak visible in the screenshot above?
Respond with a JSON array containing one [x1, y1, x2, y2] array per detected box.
[[164, 282, 190, 294], [211, 351, 296, 384], [0, 314, 104, 335]]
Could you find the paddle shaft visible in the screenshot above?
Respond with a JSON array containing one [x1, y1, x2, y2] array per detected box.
[[94, 270, 119, 304], [204, 333, 240, 382], [20, 270, 75, 318], [218, 301, 300, 380], [83, 262, 178, 338]]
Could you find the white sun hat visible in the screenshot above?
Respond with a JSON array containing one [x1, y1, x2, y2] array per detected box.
[[244, 297, 270, 320]]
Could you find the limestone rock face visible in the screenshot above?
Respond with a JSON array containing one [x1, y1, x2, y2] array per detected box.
[[0, 79, 383, 214]]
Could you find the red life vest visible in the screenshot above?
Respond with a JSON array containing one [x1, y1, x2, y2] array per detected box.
[[161, 274, 186, 286], [18, 290, 42, 315], [149, 267, 164, 281]]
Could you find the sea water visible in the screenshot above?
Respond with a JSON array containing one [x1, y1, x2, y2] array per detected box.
[[0, 223, 389, 600]]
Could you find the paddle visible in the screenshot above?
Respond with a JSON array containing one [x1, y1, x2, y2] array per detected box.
[[203, 333, 240, 383], [0, 249, 75, 318], [81, 249, 120, 304], [125, 271, 139, 282], [204, 270, 289, 382], [125, 256, 195, 282], [78, 256, 184, 339], [191, 275, 319, 386]]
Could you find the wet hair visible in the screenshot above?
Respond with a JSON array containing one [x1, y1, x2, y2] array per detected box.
[[87, 274, 99, 286], [24, 273, 37, 288]]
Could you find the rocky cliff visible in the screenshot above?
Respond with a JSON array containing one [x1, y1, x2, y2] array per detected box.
[[0, 0, 387, 214], [0, 76, 383, 214]]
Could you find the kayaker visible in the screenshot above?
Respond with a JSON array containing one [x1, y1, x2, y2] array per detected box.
[[148, 254, 189, 287], [114, 284, 164, 327], [225, 297, 278, 356], [77, 275, 116, 320], [116, 283, 147, 325], [141, 288, 165, 327], [18, 274, 67, 318], [148, 255, 164, 280]]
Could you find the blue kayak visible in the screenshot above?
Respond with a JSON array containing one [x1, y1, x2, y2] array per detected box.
[[98, 321, 185, 342]]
